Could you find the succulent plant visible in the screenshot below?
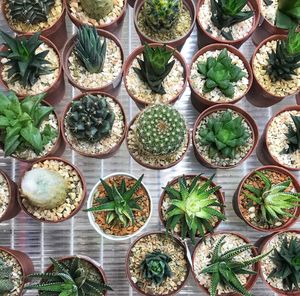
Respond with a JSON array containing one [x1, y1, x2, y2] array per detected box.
[[7, 0, 55, 25], [80, 0, 114, 19], [243, 170, 300, 225], [197, 49, 247, 98], [0, 258, 13, 295], [281, 114, 300, 154], [140, 251, 172, 285], [276, 0, 300, 29], [66, 94, 115, 143], [165, 174, 225, 244], [135, 104, 187, 156], [143, 0, 182, 32], [197, 110, 250, 159], [201, 235, 271, 296], [0, 91, 57, 157], [269, 236, 300, 291], [74, 26, 107, 74], [133, 44, 175, 94], [0, 31, 53, 88], [85, 175, 144, 227], [25, 257, 113, 295]]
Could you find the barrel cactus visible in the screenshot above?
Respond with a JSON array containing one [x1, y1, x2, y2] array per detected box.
[[0, 258, 13, 294], [80, 0, 114, 19]]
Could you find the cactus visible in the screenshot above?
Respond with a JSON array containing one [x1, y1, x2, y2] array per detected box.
[[135, 104, 187, 156], [0, 259, 13, 295], [21, 168, 68, 209], [80, 0, 114, 19]]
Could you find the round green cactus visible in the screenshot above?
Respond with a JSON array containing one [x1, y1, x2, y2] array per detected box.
[[80, 0, 114, 19]]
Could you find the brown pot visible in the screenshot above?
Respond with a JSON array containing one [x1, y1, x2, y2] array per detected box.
[[64, 0, 127, 39], [192, 231, 260, 296], [196, 0, 260, 48], [188, 43, 253, 112], [17, 157, 87, 223], [133, 0, 196, 50], [192, 104, 259, 169], [0, 246, 34, 295], [0, 170, 21, 222], [257, 229, 300, 295], [0, 34, 65, 106], [233, 165, 300, 232], [126, 231, 190, 296], [256, 105, 300, 171], [62, 29, 124, 97], [124, 43, 188, 110], [61, 92, 127, 158]]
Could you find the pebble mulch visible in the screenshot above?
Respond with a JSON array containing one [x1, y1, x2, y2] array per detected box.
[[0, 173, 9, 219], [260, 0, 278, 25]]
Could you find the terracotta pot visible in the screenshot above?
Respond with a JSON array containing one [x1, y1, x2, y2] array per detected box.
[[233, 165, 300, 232], [188, 43, 253, 112], [192, 231, 260, 296], [192, 104, 259, 169], [0, 34, 65, 106], [0, 246, 34, 295], [133, 0, 196, 50], [0, 170, 21, 222], [64, 0, 127, 39], [17, 157, 87, 223], [256, 105, 300, 171], [257, 229, 300, 295], [62, 29, 124, 97], [196, 0, 260, 48], [124, 43, 188, 110], [61, 92, 127, 158], [126, 231, 190, 296]]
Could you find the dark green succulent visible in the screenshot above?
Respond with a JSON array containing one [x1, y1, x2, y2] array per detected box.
[[281, 114, 300, 154], [133, 44, 175, 94], [197, 48, 246, 98], [0, 258, 13, 295], [140, 251, 172, 285], [275, 0, 300, 29]]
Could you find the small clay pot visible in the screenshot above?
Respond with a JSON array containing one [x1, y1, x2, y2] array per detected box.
[[257, 229, 300, 295], [188, 43, 253, 112], [233, 165, 300, 232], [0, 34, 65, 106], [61, 92, 127, 158], [133, 0, 196, 50], [256, 105, 300, 171], [192, 231, 260, 296], [196, 0, 260, 48], [62, 29, 124, 97], [2, 0, 67, 51], [192, 104, 259, 169], [64, 0, 127, 39], [0, 246, 34, 295], [0, 170, 21, 222], [18, 157, 87, 223], [124, 43, 188, 110], [126, 231, 190, 296]]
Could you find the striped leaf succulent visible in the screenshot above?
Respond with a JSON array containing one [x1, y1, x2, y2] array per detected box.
[[0, 258, 13, 295]]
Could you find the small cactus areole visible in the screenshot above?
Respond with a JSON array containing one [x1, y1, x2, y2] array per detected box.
[[80, 0, 114, 19]]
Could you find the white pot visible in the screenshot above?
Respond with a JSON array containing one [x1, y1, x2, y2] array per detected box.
[[87, 172, 152, 241]]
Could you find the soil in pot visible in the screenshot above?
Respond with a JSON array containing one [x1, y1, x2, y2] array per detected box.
[[127, 232, 189, 296]]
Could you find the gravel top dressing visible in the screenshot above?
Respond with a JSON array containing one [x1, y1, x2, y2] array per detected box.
[[0, 173, 9, 219], [260, 0, 278, 25]]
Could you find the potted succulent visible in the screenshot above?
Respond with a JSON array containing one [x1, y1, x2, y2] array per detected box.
[[0, 91, 64, 163], [196, 0, 260, 48], [189, 45, 253, 112], [25, 255, 112, 295], [0, 246, 34, 295], [192, 104, 259, 169], [124, 43, 187, 109], [192, 232, 270, 296], [126, 232, 190, 296], [0, 31, 65, 105], [133, 0, 196, 50], [126, 104, 190, 170], [85, 173, 152, 241], [246, 26, 300, 107], [0, 170, 20, 223], [233, 165, 300, 232], [61, 92, 127, 158], [2, 0, 67, 50], [258, 229, 300, 295], [257, 105, 300, 171], [18, 157, 87, 223], [62, 25, 124, 97], [159, 174, 226, 244]]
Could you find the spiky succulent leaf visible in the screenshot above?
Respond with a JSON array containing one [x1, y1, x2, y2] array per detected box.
[[0, 258, 14, 294], [280, 114, 300, 154], [80, 0, 114, 19], [276, 0, 300, 29]]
